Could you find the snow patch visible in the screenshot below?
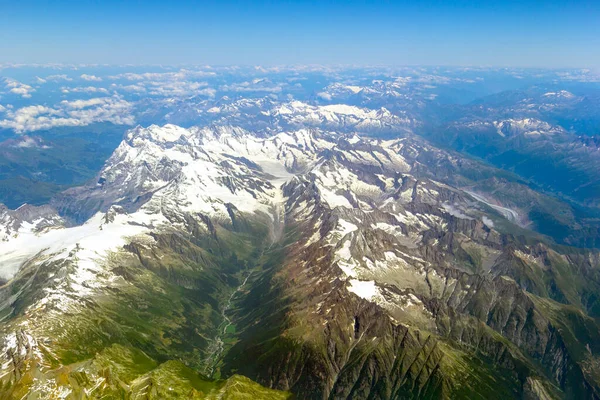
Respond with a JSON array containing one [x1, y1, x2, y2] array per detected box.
[[347, 279, 378, 300]]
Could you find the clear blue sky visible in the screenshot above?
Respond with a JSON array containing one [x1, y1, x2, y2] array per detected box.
[[0, 0, 598, 67]]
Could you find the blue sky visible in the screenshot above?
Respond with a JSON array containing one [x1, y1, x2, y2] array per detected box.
[[0, 0, 598, 67]]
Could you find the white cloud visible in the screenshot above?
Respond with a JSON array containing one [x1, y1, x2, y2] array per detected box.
[[44, 74, 73, 82], [5, 79, 35, 98], [199, 88, 217, 97], [12, 136, 51, 149], [0, 97, 134, 133], [220, 80, 284, 93], [109, 69, 216, 81], [110, 83, 147, 93], [64, 97, 134, 126], [61, 86, 110, 94], [107, 69, 217, 97], [0, 105, 73, 132], [9, 87, 33, 98], [15, 136, 38, 148], [80, 74, 103, 82], [61, 97, 115, 109], [146, 80, 213, 97]]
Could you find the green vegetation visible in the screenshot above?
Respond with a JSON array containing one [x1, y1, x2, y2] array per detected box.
[[0, 211, 288, 398], [0, 343, 291, 399]]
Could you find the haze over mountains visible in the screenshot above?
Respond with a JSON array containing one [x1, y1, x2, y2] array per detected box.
[[1, 65, 600, 398]]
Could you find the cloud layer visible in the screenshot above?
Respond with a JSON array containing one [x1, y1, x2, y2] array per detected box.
[[0, 97, 134, 133]]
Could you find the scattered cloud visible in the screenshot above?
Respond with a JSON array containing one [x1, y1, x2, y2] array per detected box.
[[0, 97, 134, 133], [61, 86, 110, 94], [61, 97, 116, 109], [198, 88, 217, 97], [5, 79, 35, 98], [220, 79, 284, 93], [109, 69, 216, 81], [62, 97, 134, 126], [80, 74, 103, 82], [0, 105, 70, 132], [44, 74, 73, 82], [554, 70, 600, 82], [110, 83, 147, 93], [145, 80, 213, 97], [11, 136, 51, 149], [105, 69, 219, 97]]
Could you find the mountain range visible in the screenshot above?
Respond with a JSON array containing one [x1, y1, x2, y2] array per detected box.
[[0, 98, 599, 398], [1, 68, 600, 399]]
